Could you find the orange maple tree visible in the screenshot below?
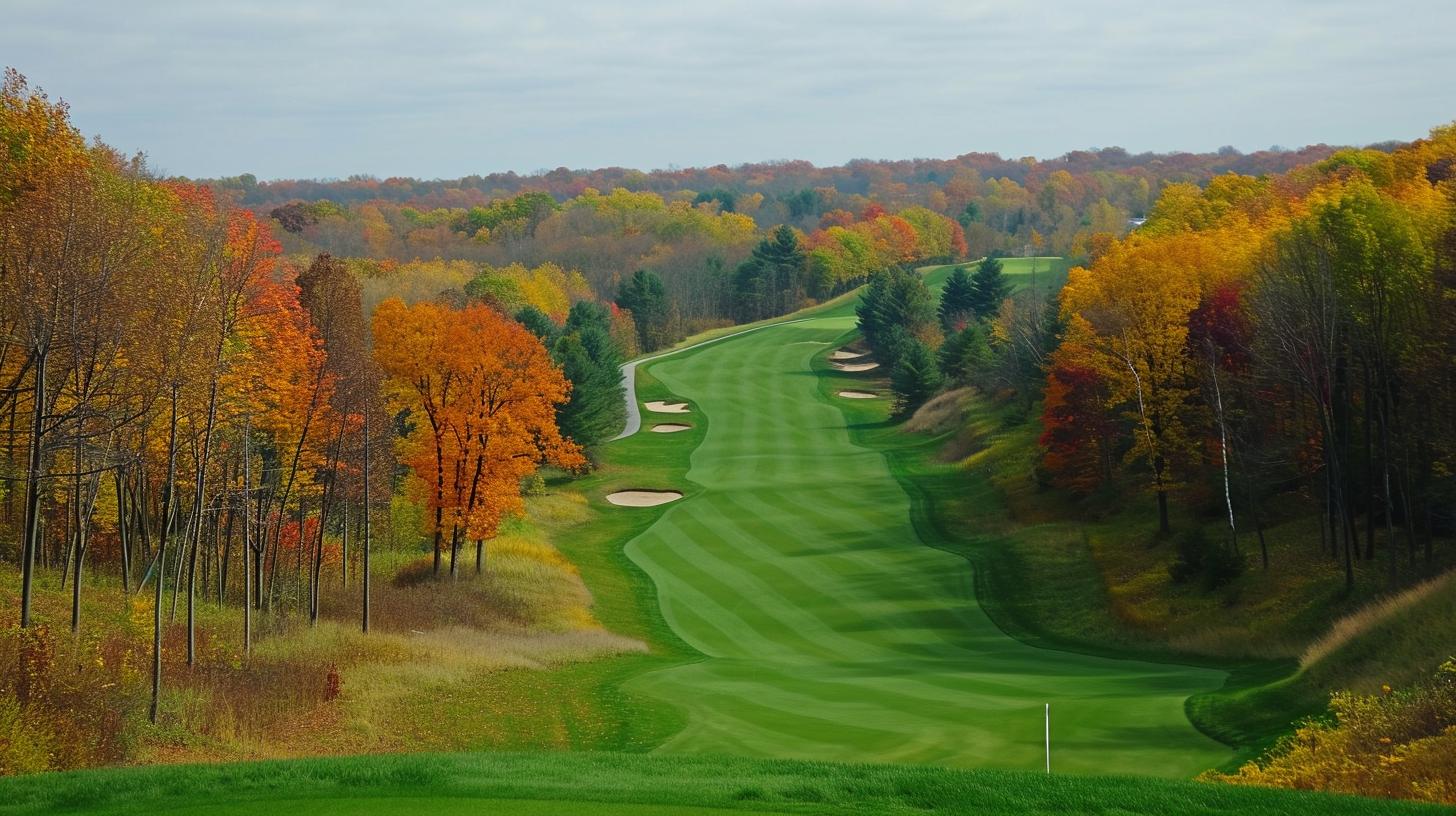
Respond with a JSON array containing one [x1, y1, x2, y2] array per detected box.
[[372, 298, 583, 575]]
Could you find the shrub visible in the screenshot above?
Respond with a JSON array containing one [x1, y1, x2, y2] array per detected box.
[[1169, 528, 1244, 590], [0, 695, 52, 775], [1201, 537, 1246, 589], [1169, 528, 1209, 584], [521, 472, 547, 496], [1210, 658, 1456, 804]]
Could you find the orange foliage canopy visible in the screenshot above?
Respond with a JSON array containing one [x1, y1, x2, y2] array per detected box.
[[372, 298, 583, 560]]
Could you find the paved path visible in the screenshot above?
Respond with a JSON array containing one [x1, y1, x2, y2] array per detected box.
[[612, 320, 812, 441]]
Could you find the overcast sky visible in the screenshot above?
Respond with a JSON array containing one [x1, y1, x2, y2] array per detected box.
[[4, 1, 1453, 181]]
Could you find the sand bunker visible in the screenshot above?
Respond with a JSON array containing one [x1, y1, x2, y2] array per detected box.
[[832, 362, 880, 372], [830, 350, 866, 360], [644, 401, 690, 413], [838, 390, 880, 399], [606, 490, 684, 507], [650, 423, 692, 433]]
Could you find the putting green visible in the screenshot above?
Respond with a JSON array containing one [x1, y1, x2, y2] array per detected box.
[[620, 309, 1230, 776]]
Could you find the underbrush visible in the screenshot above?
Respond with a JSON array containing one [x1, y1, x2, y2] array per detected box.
[[1208, 659, 1456, 805], [937, 388, 1455, 668]]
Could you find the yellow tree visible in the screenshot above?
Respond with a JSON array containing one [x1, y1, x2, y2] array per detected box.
[[1059, 230, 1250, 533]]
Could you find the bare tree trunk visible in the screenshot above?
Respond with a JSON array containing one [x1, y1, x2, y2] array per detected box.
[[132, 474, 152, 579], [117, 467, 131, 592], [1208, 351, 1237, 553], [449, 524, 462, 578], [1121, 349, 1170, 535], [151, 384, 179, 724], [361, 403, 371, 634], [69, 438, 102, 634], [433, 436, 445, 576], [296, 497, 305, 611], [19, 348, 47, 628], [242, 417, 252, 655], [1364, 369, 1377, 561], [340, 504, 348, 589], [219, 499, 234, 605]]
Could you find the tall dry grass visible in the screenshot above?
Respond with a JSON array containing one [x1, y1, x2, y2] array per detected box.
[[902, 387, 972, 435], [0, 488, 642, 771], [1301, 571, 1456, 670]]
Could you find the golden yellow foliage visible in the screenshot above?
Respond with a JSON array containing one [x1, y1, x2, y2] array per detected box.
[[1209, 659, 1456, 804]]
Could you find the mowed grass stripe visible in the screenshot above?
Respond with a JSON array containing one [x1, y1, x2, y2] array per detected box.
[[729, 489, 983, 631], [638, 513, 877, 661], [637, 665, 953, 756], [675, 660, 1041, 729], [643, 664, 1030, 765], [684, 495, 971, 658], [700, 498, 983, 659], [627, 527, 805, 659], [618, 312, 1232, 776]]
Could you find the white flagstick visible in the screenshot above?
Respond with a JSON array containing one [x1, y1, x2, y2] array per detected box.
[[1045, 703, 1051, 773]]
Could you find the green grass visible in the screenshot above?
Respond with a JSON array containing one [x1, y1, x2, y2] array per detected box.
[[7, 255, 1401, 812], [0, 751, 1441, 816], [831, 256, 1456, 771], [919, 255, 1071, 299], [371, 363, 720, 755], [426, 257, 1076, 759], [612, 273, 1229, 775]]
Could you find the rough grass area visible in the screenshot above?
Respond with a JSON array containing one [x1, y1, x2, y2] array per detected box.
[[1299, 571, 1456, 674], [0, 483, 648, 770], [902, 387, 972, 435], [0, 751, 1442, 816]]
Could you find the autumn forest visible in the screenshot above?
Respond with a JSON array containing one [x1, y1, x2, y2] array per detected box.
[[2, 54, 1456, 816]]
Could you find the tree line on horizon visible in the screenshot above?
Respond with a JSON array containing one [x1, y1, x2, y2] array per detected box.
[[213, 126, 1356, 354], [265, 188, 972, 353], [214, 141, 1348, 233]]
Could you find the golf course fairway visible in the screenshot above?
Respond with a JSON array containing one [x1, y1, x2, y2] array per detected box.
[[619, 304, 1231, 776]]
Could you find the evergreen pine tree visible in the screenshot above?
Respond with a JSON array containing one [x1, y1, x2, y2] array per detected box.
[[968, 255, 1011, 318], [553, 324, 626, 449], [938, 326, 993, 384], [938, 266, 977, 331], [855, 270, 891, 351], [565, 300, 613, 335], [615, 269, 669, 351], [732, 226, 806, 320], [515, 305, 560, 347], [890, 339, 942, 417]]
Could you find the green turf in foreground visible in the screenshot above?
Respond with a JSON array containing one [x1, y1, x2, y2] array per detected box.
[[616, 298, 1229, 776], [0, 751, 1440, 816]]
